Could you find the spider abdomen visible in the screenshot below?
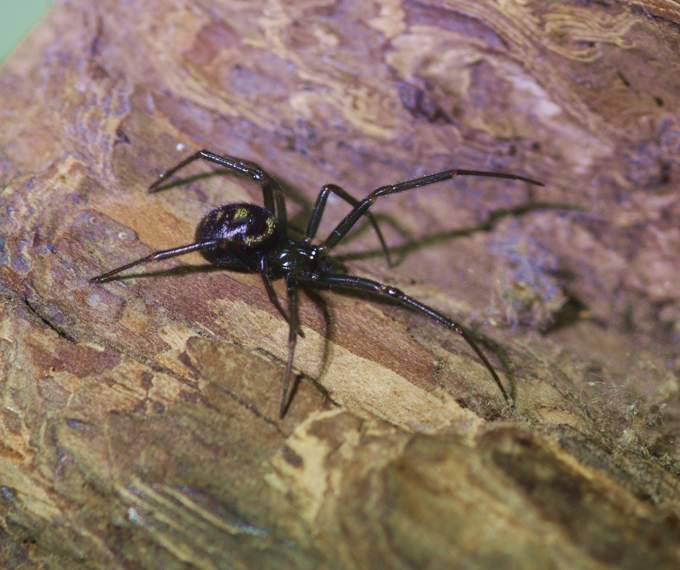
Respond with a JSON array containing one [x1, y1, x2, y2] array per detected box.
[[195, 203, 279, 267]]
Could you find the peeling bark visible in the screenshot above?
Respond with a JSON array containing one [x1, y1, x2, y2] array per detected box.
[[1, 1, 679, 568]]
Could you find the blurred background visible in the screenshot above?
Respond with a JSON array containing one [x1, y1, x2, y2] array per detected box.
[[0, 1, 52, 63]]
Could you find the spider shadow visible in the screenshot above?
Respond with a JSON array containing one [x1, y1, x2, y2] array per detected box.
[[327, 200, 583, 405], [130, 170, 581, 410], [102, 259, 516, 409], [334, 201, 584, 265]]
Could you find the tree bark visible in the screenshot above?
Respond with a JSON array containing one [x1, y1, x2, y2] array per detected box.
[[1, 1, 679, 568]]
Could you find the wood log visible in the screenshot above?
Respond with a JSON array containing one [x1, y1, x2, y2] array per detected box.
[[1, 1, 679, 568]]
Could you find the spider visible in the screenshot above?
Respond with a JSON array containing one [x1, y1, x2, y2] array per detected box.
[[91, 149, 543, 418]]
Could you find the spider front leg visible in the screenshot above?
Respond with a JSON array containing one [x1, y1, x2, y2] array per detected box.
[[301, 272, 510, 402], [90, 240, 220, 283], [323, 168, 543, 251], [306, 184, 393, 266], [148, 149, 287, 229], [280, 276, 301, 418], [259, 256, 290, 323]]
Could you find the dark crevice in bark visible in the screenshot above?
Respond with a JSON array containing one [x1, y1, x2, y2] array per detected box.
[[23, 296, 78, 344]]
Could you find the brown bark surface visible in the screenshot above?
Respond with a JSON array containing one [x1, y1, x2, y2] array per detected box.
[[1, 1, 679, 568]]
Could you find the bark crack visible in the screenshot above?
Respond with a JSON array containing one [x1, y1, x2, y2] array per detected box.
[[23, 297, 78, 344]]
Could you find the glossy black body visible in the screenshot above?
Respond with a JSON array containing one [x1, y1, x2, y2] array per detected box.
[[91, 149, 544, 417], [196, 203, 280, 269]]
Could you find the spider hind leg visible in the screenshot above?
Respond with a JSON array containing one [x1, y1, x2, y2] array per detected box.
[[301, 272, 510, 402]]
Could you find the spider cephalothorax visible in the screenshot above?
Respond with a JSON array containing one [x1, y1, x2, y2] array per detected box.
[[91, 149, 543, 417]]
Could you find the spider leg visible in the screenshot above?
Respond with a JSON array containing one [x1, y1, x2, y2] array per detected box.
[[259, 256, 306, 340], [323, 168, 543, 250], [148, 149, 287, 230], [306, 183, 393, 266], [259, 256, 290, 324], [280, 277, 301, 418], [301, 272, 509, 402], [89, 240, 219, 283]]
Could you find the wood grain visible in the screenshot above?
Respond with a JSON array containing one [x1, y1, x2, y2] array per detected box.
[[1, 1, 679, 568]]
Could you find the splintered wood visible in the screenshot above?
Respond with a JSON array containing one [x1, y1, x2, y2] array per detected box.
[[1, 1, 679, 568]]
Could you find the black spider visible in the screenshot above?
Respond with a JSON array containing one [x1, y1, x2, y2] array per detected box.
[[90, 150, 543, 417]]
